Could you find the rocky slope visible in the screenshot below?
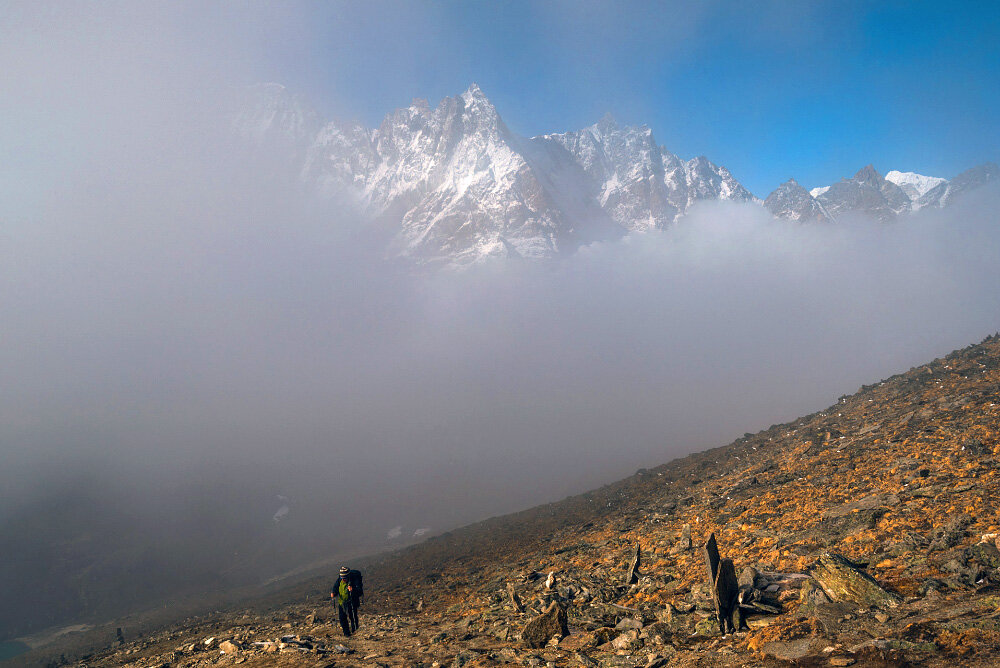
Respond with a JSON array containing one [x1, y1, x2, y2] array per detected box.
[[26, 333, 1000, 667]]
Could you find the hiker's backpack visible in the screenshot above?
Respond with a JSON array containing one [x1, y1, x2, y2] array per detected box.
[[348, 569, 364, 598]]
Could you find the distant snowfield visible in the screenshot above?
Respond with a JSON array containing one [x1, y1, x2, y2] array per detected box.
[[885, 170, 947, 200]]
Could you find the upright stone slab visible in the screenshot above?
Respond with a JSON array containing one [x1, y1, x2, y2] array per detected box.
[[507, 582, 524, 613], [716, 558, 741, 633], [625, 542, 641, 585], [703, 533, 720, 584], [701, 533, 742, 634]]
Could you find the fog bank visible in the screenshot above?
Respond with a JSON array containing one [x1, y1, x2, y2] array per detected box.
[[3, 2, 1000, 638]]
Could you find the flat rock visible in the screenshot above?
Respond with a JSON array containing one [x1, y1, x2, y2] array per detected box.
[[812, 553, 901, 609], [760, 638, 817, 661], [615, 617, 643, 631]]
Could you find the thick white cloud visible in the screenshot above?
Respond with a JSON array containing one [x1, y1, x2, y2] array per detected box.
[[2, 0, 1000, 636]]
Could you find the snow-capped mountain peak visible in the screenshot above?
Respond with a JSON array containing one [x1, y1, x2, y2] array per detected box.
[[884, 170, 947, 200], [229, 83, 992, 262], [802, 164, 912, 222], [588, 112, 620, 139], [247, 82, 758, 261], [769, 162, 995, 223], [459, 83, 504, 130]]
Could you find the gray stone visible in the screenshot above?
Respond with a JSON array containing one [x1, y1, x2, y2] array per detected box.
[[679, 524, 692, 549], [702, 534, 743, 633], [521, 601, 569, 649], [738, 566, 759, 589], [508, 583, 524, 613], [615, 617, 643, 631], [812, 553, 901, 609], [967, 541, 1000, 568], [611, 629, 641, 651], [760, 638, 818, 662], [799, 579, 832, 606]]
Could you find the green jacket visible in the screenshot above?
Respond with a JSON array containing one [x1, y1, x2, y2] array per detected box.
[[334, 578, 351, 606]]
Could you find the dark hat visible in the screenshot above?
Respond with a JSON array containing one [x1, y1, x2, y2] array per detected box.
[[339, 566, 350, 576]]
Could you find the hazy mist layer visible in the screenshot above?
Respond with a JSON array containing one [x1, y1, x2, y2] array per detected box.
[[3, 2, 1000, 638]]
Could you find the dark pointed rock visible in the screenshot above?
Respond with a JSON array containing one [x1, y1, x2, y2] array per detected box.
[[521, 601, 569, 649]]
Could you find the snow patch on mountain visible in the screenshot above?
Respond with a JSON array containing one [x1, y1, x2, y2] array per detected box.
[[885, 170, 947, 201]]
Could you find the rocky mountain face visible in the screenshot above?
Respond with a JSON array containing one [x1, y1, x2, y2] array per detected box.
[[235, 84, 756, 264], [915, 162, 1000, 210], [815, 164, 913, 223], [38, 334, 1000, 667], [766, 163, 998, 224], [235, 84, 996, 258], [885, 170, 948, 201], [762, 178, 831, 223], [530, 114, 754, 233]]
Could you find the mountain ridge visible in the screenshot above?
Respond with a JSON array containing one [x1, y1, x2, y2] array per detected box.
[[234, 83, 759, 265], [235, 83, 997, 265]]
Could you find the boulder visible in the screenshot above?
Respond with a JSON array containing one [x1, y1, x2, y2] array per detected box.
[[615, 617, 643, 631], [738, 566, 760, 588], [670, 524, 693, 554], [967, 541, 1000, 568], [522, 601, 569, 649], [760, 638, 822, 663], [811, 553, 901, 609], [702, 534, 743, 633], [507, 582, 524, 613], [218, 640, 239, 654], [642, 622, 674, 645], [798, 579, 832, 607], [590, 627, 617, 645], [611, 629, 641, 651]]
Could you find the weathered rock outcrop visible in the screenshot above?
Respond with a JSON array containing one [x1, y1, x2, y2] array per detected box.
[[812, 553, 901, 609]]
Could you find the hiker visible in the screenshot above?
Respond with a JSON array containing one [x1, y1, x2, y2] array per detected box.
[[330, 566, 363, 635]]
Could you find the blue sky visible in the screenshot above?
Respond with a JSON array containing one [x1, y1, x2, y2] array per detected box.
[[2, 1, 997, 198], [230, 0, 1000, 196]]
